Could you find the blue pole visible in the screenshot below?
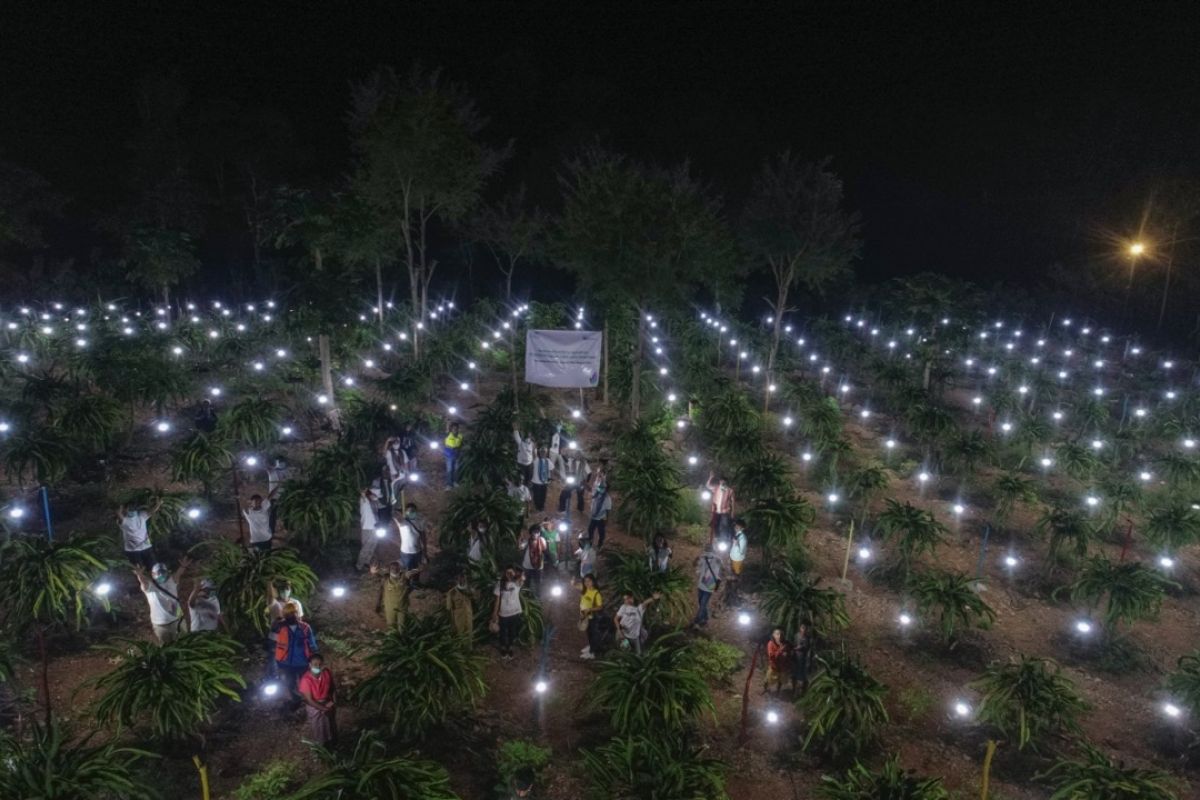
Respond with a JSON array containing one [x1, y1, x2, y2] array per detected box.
[[975, 524, 991, 579], [40, 485, 53, 542]]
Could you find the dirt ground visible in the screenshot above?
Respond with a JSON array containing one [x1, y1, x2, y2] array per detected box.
[[13, 371, 1200, 800]]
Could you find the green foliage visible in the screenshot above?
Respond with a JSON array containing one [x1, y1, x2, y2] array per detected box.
[[817, 756, 949, 800], [797, 649, 889, 763], [2, 426, 73, 486], [0, 723, 158, 800], [287, 730, 460, 800], [48, 393, 126, 454], [169, 431, 233, 494], [1056, 442, 1101, 482], [945, 429, 994, 476], [612, 421, 685, 539], [1164, 650, 1200, 718], [733, 452, 793, 503], [845, 462, 891, 517], [1065, 558, 1175, 635], [700, 385, 762, 449], [353, 613, 487, 738], [589, 632, 714, 736], [744, 491, 815, 557], [118, 487, 191, 542], [91, 634, 245, 741], [1037, 743, 1177, 800], [907, 569, 996, 646], [0, 534, 107, 630], [440, 486, 523, 556], [1037, 507, 1094, 563], [601, 548, 690, 625], [276, 475, 357, 548], [1142, 501, 1200, 552], [582, 734, 728, 800], [875, 500, 948, 577], [1154, 453, 1200, 493], [972, 656, 1089, 751], [494, 740, 551, 797], [758, 554, 850, 639], [802, 396, 845, 448], [235, 760, 300, 800], [688, 637, 744, 682], [992, 471, 1038, 528], [217, 397, 281, 448], [203, 542, 318, 637]]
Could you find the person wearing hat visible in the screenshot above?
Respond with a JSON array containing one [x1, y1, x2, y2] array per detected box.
[[370, 560, 414, 632], [272, 600, 318, 697], [133, 557, 190, 644], [187, 577, 223, 633]]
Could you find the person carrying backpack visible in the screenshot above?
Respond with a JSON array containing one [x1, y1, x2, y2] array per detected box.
[[272, 602, 318, 697]]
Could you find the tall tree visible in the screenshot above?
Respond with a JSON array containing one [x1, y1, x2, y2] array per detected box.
[[556, 147, 734, 416], [742, 153, 860, 398], [348, 65, 505, 356], [119, 224, 201, 310], [470, 185, 547, 299]]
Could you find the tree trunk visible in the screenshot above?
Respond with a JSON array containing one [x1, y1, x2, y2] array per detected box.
[[631, 313, 644, 419], [602, 319, 610, 405], [510, 326, 520, 412], [1158, 222, 1180, 331], [374, 258, 385, 332], [503, 266, 513, 301], [36, 625, 51, 727], [161, 285, 171, 322], [317, 334, 340, 431], [765, 272, 789, 412]]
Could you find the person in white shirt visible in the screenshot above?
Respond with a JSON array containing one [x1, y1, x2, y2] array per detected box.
[[548, 424, 563, 463], [266, 458, 290, 535], [467, 519, 486, 563], [134, 558, 189, 644], [614, 591, 662, 654], [529, 447, 554, 513], [490, 567, 525, 660], [727, 519, 749, 605], [188, 578, 223, 633], [396, 502, 428, 573], [556, 452, 591, 515], [356, 485, 384, 571], [117, 500, 163, 570], [506, 477, 533, 521], [243, 494, 273, 552], [512, 423, 535, 483]]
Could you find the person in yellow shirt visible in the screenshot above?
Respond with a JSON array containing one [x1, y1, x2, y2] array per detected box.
[[445, 570, 475, 639], [578, 574, 603, 660], [443, 422, 463, 489]]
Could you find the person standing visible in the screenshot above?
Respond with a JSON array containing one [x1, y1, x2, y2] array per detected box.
[[791, 623, 814, 696], [764, 627, 791, 695], [706, 472, 736, 546], [529, 447, 553, 513], [266, 582, 305, 674], [118, 500, 162, 570], [243, 494, 273, 552], [691, 547, 722, 629], [356, 485, 383, 572], [400, 423, 419, 473], [586, 480, 613, 548], [443, 423, 463, 489], [578, 574, 603, 660], [727, 519, 749, 605], [194, 398, 218, 433], [548, 423, 563, 464], [272, 602, 318, 697], [538, 517, 560, 570], [397, 502, 428, 574], [297, 653, 337, 745], [556, 451, 590, 515], [648, 534, 673, 573], [614, 591, 661, 654], [370, 561, 412, 632], [467, 519, 486, 564], [512, 424, 535, 483], [445, 571, 475, 639], [266, 458, 290, 536], [573, 536, 596, 580], [134, 558, 189, 643], [187, 578, 223, 633], [506, 476, 533, 522], [519, 525, 548, 597], [491, 568, 525, 660], [383, 436, 407, 503]]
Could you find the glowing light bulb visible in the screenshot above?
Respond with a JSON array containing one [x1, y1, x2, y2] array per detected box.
[[187, 508, 202, 520]]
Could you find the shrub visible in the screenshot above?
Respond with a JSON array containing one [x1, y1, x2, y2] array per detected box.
[[234, 760, 299, 800], [601, 548, 690, 625], [818, 756, 949, 799], [797, 649, 889, 763], [689, 637, 744, 682], [758, 554, 850, 639], [494, 739, 552, 797], [971, 656, 1089, 752], [907, 569, 996, 646], [288, 731, 460, 800], [202, 542, 318, 637], [583, 734, 727, 800], [1036, 743, 1177, 800], [589, 632, 714, 736], [0, 723, 157, 800]]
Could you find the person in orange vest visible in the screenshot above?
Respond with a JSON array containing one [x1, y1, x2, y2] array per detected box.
[[271, 601, 318, 699]]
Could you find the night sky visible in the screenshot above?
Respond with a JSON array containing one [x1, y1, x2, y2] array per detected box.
[[2, 3, 1199, 289]]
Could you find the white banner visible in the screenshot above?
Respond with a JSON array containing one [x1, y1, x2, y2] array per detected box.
[[525, 329, 601, 388]]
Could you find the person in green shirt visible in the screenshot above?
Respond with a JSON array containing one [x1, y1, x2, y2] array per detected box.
[[445, 570, 475, 639], [539, 517, 560, 570], [443, 423, 463, 489], [371, 561, 413, 631]]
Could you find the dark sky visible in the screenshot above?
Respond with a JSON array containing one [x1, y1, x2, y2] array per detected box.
[[3, 3, 1199, 286]]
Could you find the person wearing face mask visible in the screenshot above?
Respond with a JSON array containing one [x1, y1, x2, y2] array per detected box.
[[396, 502, 429, 575], [538, 517, 560, 571], [518, 525, 548, 597], [117, 499, 163, 570], [529, 446, 554, 513], [586, 480, 613, 548], [512, 422, 535, 483], [556, 450, 590, 516], [266, 582, 305, 674], [370, 560, 413, 632], [187, 577, 223, 633], [272, 601, 318, 698], [356, 484, 384, 572], [490, 567, 525, 660], [297, 653, 337, 745], [445, 570, 475, 639], [467, 519, 487, 563], [133, 557, 189, 643]]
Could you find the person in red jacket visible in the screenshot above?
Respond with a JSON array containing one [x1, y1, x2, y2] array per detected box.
[[763, 627, 792, 695]]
